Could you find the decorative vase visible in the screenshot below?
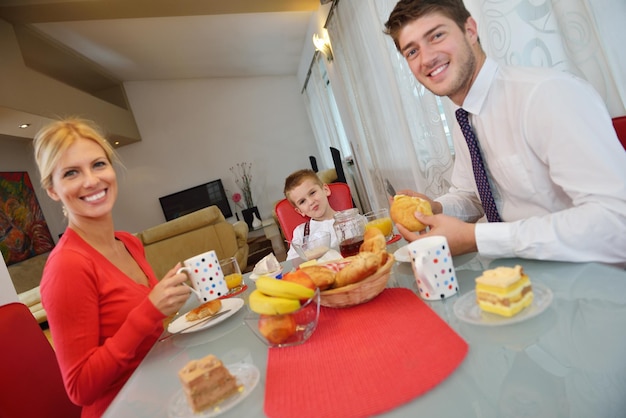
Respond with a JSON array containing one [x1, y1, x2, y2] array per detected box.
[[242, 206, 261, 231], [252, 213, 262, 229]]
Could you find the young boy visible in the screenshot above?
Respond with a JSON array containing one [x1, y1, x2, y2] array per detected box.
[[283, 169, 338, 260]]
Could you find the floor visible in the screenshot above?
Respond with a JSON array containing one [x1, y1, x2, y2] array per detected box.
[[42, 324, 53, 348], [244, 236, 276, 273], [270, 234, 288, 262], [243, 228, 287, 273]]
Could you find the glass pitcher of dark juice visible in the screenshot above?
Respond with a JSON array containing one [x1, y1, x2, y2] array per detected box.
[[333, 208, 366, 258]]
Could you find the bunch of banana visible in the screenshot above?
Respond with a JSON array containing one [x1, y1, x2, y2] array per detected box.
[[249, 276, 315, 315]]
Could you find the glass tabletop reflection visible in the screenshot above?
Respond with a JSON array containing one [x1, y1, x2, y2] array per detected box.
[[104, 249, 626, 418]]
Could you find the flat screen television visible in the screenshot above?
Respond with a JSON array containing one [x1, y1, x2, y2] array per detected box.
[[159, 179, 232, 221]]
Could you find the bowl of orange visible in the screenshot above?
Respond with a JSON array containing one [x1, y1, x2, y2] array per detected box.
[[244, 288, 321, 348]]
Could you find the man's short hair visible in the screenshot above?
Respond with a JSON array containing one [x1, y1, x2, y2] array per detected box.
[[384, 0, 472, 51]]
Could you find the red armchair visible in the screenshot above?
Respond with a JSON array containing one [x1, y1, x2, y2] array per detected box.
[[612, 116, 626, 150], [0, 303, 81, 417]]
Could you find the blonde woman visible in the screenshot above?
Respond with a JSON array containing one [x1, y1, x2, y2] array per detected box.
[[34, 118, 191, 417]]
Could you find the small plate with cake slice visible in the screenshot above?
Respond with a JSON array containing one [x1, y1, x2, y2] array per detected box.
[[168, 298, 245, 335], [453, 265, 553, 326], [169, 358, 260, 418]]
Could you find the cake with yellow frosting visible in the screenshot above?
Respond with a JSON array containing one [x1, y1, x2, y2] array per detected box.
[[475, 265, 533, 317]]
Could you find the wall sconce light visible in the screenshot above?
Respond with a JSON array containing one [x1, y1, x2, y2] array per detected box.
[[313, 32, 333, 62]]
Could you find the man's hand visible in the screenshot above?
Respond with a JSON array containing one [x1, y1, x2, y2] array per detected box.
[[396, 212, 477, 255]]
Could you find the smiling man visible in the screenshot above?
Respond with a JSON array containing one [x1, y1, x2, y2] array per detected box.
[[384, 0, 626, 266]]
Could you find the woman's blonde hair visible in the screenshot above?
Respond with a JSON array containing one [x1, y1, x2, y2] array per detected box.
[[33, 117, 118, 190]]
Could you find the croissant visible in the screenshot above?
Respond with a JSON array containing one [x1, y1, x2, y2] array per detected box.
[[185, 299, 222, 321], [299, 265, 336, 290], [334, 251, 381, 288]]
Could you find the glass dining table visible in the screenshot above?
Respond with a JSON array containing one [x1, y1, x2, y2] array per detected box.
[[104, 245, 626, 418]]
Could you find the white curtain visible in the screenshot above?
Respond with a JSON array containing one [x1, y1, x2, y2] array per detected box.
[[303, 58, 338, 171], [465, 0, 626, 115], [303, 0, 626, 212], [324, 0, 456, 212]]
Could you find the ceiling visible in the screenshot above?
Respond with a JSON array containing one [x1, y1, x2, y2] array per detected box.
[[0, 0, 325, 145]]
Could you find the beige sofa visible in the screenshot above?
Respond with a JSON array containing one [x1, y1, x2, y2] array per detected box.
[[7, 252, 50, 324], [136, 206, 249, 279]]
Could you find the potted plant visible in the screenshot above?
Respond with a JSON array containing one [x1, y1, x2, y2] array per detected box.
[[230, 162, 260, 230]]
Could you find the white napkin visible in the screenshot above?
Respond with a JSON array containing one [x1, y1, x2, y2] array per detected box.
[[318, 249, 342, 263], [252, 253, 281, 276]]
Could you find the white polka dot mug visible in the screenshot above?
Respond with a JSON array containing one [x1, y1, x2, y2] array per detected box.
[[408, 236, 459, 301], [177, 250, 229, 302]]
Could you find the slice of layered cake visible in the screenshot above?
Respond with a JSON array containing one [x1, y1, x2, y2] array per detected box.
[[178, 354, 241, 412], [475, 265, 533, 317]]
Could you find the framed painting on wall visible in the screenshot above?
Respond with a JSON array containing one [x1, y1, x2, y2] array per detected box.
[[0, 172, 55, 266]]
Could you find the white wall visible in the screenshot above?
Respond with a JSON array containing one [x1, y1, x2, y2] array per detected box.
[[1, 76, 320, 293], [1, 13, 323, 294], [0, 256, 19, 306], [0, 139, 56, 300], [0, 19, 141, 143], [0, 138, 65, 238], [112, 75, 320, 233], [297, 2, 333, 88], [1, 78, 320, 239]]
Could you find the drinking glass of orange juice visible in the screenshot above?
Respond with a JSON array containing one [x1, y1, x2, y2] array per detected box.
[[219, 257, 243, 293], [364, 208, 394, 241]]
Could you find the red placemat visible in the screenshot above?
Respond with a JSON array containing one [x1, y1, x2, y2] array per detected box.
[[265, 288, 468, 418]]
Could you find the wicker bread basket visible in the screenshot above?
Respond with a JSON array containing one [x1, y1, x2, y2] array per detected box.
[[319, 253, 395, 308]]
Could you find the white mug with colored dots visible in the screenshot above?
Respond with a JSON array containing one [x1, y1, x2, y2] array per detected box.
[[177, 250, 229, 302], [408, 236, 459, 301]]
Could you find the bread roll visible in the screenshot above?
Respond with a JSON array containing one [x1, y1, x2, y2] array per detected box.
[[186, 299, 222, 321], [299, 265, 336, 290], [359, 227, 387, 253], [389, 194, 433, 232]]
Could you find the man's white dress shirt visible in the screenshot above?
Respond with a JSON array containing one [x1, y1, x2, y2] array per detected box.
[[437, 58, 626, 265]]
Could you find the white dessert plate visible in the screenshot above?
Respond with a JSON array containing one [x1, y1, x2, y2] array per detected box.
[[393, 244, 411, 263], [168, 363, 260, 418], [453, 283, 553, 326], [248, 270, 282, 281], [394, 245, 477, 266], [168, 298, 244, 334]]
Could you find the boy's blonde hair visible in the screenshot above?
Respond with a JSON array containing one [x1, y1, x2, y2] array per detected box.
[[283, 169, 324, 206], [33, 117, 118, 190]]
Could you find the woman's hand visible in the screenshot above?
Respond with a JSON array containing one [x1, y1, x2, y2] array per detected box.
[[148, 262, 191, 316]]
